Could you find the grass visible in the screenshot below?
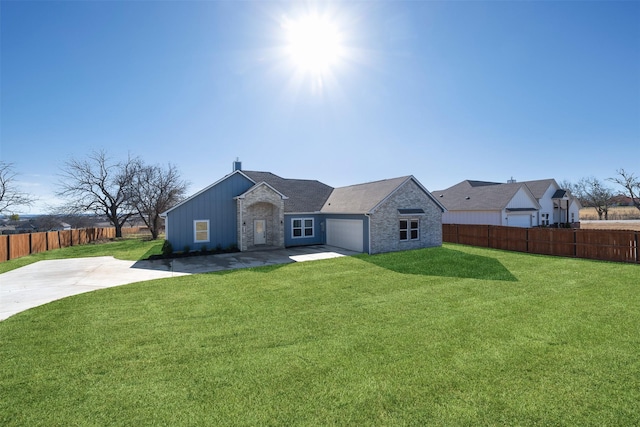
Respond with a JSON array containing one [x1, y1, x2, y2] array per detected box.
[[580, 206, 640, 220], [0, 237, 164, 274], [1, 244, 639, 425]]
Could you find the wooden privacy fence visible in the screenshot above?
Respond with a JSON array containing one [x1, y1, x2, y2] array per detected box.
[[0, 227, 141, 263], [443, 224, 639, 264]]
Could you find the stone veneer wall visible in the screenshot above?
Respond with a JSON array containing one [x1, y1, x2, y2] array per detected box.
[[369, 180, 443, 254], [237, 185, 285, 251]]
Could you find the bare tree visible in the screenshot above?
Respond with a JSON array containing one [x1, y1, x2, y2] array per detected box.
[[575, 177, 615, 220], [0, 162, 36, 214], [129, 163, 188, 240], [609, 169, 640, 212], [57, 150, 138, 238]]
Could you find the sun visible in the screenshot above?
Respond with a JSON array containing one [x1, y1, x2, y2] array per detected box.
[[283, 13, 345, 75]]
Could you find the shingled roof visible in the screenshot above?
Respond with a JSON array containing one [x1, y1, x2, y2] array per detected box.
[[433, 180, 534, 211], [242, 171, 334, 213], [321, 176, 412, 214]]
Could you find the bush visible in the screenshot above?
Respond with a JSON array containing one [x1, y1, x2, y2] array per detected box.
[[183, 245, 190, 254], [161, 240, 173, 256]]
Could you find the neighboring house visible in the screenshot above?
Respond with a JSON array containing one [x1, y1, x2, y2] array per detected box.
[[162, 162, 445, 254], [433, 179, 581, 228]]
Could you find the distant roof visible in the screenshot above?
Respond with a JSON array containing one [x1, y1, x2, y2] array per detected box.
[[321, 176, 412, 214], [242, 171, 334, 213], [551, 189, 567, 199], [519, 179, 557, 199], [433, 180, 534, 211]]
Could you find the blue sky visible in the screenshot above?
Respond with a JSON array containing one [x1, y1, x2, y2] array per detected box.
[[2, 0, 639, 214]]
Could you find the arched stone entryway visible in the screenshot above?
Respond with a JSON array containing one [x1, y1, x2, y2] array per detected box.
[[236, 183, 285, 251]]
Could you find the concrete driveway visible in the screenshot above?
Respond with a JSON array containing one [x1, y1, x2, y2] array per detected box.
[[0, 245, 357, 321]]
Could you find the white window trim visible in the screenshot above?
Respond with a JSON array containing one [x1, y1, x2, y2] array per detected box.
[[193, 219, 210, 243], [292, 217, 314, 239], [399, 218, 420, 241]]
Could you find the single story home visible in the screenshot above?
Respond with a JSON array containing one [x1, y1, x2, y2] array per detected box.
[[433, 178, 581, 228], [162, 162, 445, 254]]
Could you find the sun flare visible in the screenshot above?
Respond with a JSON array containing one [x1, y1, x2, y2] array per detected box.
[[283, 14, 345, 75]]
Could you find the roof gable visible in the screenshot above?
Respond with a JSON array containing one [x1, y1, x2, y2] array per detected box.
[[520, 179, 558, 199], [322, 176, 445, 214], [162, 170, 253, 216]]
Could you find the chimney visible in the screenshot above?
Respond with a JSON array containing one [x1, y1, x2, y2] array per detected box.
[[233, 158, 242, 172]]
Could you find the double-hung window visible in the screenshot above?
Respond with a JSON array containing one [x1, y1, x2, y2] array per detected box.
[[194, 220, 210, 243], [399, 219, 419, 241], [292, 218, 314, 238]]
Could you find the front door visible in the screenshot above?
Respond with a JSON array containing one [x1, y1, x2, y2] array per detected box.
[[254, 220, 266, 245]]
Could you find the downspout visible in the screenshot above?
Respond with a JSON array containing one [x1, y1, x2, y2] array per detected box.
[[238, 199, 243, 251], [365, 213, 371, 254]]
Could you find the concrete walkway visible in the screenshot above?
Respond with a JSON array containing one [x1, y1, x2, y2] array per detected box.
[[0, 245, 357, 321]]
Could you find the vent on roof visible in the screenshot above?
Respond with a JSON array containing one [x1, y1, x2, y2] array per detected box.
[[465, 196, 470, 200], [507, 176, 517, 183]]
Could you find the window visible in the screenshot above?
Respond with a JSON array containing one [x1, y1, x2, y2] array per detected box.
[[194, 220, 210, 243], [292, 218, 314, 238], [541, 213, 549, 226], [400, 219, 419, 241]]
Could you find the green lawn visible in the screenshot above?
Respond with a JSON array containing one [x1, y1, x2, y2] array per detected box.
[[0, 237, 164, 274], [1, 244, 638, 426]]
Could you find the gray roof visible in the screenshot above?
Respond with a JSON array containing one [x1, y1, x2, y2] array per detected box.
[[433, 180, 529, 211], [321, 176, 413, 214], [519, 179, 557, 199], [242, 171, 334, 213]]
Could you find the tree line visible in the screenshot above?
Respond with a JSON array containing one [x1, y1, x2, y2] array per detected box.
[[2, 156, 639, 230], [561, 170, 640, 220], [0, 150, 188, 239]]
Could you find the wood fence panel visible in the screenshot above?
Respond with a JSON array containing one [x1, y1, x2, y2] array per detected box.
[[9, 234, 30, 260], [442, 224, 458, 243], [576, 230, 637, 263], [47, 231, 60, 250], [30, 232, 47, 254], [59, 230, 72, 248], [78, 229, 90, 245], [457, 224, 489, 247], [528, 228, 553, 256], [490, 226, 527, 252], [0, 235, 8, 262], [550, 229, 576, 258]]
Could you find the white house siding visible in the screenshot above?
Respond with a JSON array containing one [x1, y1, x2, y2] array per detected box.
[[506, 188, 539, 210], [369, 179, 442, 254], [442, 211, 501, 226], [537, 184, 557, 225]]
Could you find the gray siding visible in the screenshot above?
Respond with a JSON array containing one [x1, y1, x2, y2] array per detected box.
[[166, 173, 254, 252]]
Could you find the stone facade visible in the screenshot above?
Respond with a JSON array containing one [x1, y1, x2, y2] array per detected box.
[[369, 180, 443, 254], [237, 184, 285, 251]]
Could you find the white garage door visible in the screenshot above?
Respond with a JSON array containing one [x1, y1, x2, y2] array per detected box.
[[507, 214, 531, 228], [326, 219, 363, 252]]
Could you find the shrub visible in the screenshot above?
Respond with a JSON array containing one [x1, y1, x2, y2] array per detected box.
[[161, 240, 173, 256], [183, 245, 190, 254]]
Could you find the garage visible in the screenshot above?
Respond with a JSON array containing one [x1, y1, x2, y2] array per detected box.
[[326, 219, 364, 252], [506, 214, 532, 228]]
